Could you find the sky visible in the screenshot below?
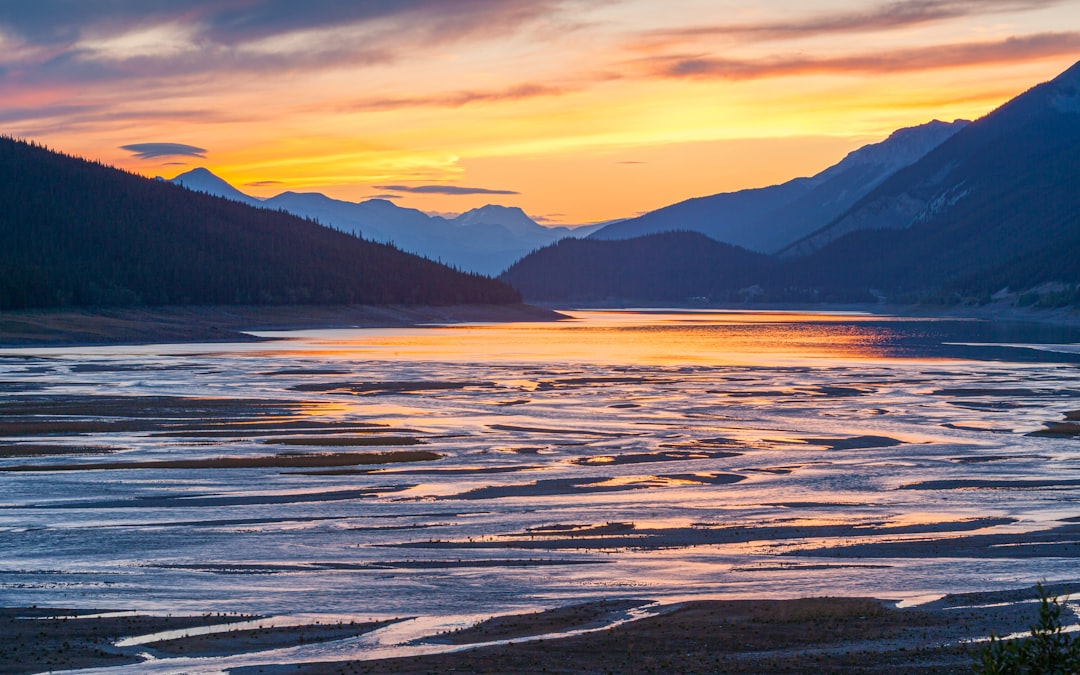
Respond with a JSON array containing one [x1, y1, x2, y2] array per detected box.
[[2, 1, 1080, 225]]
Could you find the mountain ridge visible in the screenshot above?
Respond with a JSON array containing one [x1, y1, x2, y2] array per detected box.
[[503, 60, 1080, 307], [589, 119, 968, 253], [167, 169, 600, 275], [0, 137, 520, 310]]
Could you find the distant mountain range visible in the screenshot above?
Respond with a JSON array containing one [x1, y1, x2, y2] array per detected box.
[[590, 119, 968, 253], [504, 60, 1080, 307], [169, 169, 602, 275], [0, 138, 519, 310]]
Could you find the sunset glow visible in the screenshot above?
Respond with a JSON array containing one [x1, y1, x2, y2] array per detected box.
[[3, 0, 1079, 223]]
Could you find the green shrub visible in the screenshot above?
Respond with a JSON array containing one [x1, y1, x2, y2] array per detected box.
[[975, 583, 1080, 674]]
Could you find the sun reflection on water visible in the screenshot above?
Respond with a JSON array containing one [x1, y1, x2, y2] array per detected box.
[[251, 310, 913, 366]]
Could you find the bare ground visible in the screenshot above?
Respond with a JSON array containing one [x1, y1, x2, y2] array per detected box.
[[0, 303, 563, 347]]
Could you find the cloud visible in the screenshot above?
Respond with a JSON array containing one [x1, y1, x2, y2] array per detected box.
[[342, 83, 573, 111], [245, 180, 283, 187], [637, 0, 1065, 46], [376, 184, 519, 195], [531, 213, 567, 223], [618, 160, 646, 165], [120, 142, 207, 160], [368, 194, 403, 200], [0, 1, 572, 84], [0, 104, 98, 124], [651, 32, 1080, 80]]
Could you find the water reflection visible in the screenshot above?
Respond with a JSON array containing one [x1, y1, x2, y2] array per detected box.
[[248, 310, 1080, 366], [1, 309, 1079, 671]]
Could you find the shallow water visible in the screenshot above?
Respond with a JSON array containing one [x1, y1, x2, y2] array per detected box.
[[2, 309, 1080, 668]]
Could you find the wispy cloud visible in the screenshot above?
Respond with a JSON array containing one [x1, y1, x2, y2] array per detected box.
[[245, 180, 283, 187], [532, 213, 567, 223], [342, 83, 572, 111], [120, 142, 207, 160], [650, 32, 1080, 80], [376, 184, 519, 195], [636, 0, 1065, 47]]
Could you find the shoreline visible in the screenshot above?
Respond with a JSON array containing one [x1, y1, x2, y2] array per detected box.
[[0, 303, 564, 348], [2, 301, 1078, 349], [548, 301, 1080, 327], [2, 584, 1073, 674]]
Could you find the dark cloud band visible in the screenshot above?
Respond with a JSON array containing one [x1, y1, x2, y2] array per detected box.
[[654, 32, 1080, 80], [640, 0, 1065, 44]]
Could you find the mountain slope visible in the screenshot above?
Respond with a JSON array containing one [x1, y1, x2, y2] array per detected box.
[[0, 138, 519, 309], [590, 120, 967, 253], [502, 61, 1080, 307], [170, 170, 592, 275], [169, 167, 262, 207], [786, 60, 1080, 298], [500, 231, 772, 303]]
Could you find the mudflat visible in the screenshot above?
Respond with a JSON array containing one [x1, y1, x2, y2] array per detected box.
[[4, 585, 1060, 674], [0, 303, 562, 346]]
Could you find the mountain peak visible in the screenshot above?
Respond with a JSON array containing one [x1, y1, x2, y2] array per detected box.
[[453, 204, 542, 236], [1048, 59, 1080, 113], [169, 167, 261, 206], [827, 119, 970, 174], [174, 167, 218, 179]]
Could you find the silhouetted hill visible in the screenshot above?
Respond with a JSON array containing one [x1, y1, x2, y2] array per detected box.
[[0, 137, 519, 309], [500, 232, 771, 303]]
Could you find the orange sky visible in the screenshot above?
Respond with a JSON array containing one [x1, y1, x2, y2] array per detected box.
[[3, 1, 1080, 224]]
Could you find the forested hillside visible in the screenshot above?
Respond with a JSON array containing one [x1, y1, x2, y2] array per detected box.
[[500, 232, 771, 303], [0, 138, 519, 309]]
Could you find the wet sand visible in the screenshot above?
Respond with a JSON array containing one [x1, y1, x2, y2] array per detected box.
[[140, 619, 399, 658], [0, 449, 439, 472], [5, 586, 1066, 674], [389, 516, 1014, 551], [0, 608, 258, 673], [280, 589, 1072, 674]]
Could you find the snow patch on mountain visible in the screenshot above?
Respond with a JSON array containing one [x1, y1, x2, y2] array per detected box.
[[913, 182, 970, 224]]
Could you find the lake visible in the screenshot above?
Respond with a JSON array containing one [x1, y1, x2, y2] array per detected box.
[[2, 309, 1079, 668]]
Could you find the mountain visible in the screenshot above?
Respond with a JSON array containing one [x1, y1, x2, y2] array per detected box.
[[168, 167, 262, 207], [0, 137, 520, 309], [503, 61, 1080, 307], [168, 170, 598, 275], [454, 205, 540, 237], [590, 119, 968, 253], [783, 59, 1080, 301], [500, 231, 771, 304]]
